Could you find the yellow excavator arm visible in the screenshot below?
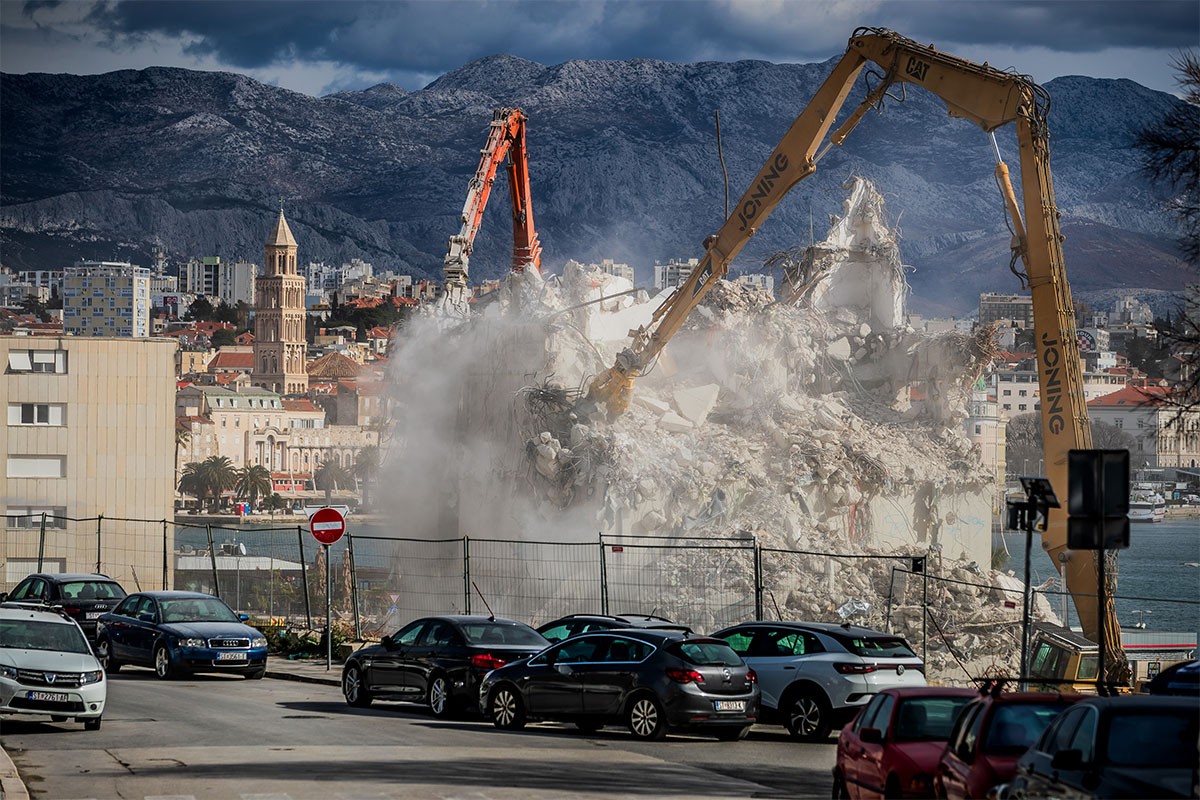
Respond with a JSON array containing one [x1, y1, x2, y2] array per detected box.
[[581, 26, 1121, 682]]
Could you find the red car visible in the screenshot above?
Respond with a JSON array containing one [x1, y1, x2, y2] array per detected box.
[[933, 687, 1083, 800], [834, 686, 977, 799]]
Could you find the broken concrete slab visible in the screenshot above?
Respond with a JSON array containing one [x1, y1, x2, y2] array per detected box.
[[659, 411, 695, 433], [672, 383, 720, 426]]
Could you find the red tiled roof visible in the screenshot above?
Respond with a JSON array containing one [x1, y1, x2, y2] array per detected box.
[[214, 373, 243, 385], [282, 398, 321, 413], [209, 351, 255, 370], [1088, 385, 1171, 407]]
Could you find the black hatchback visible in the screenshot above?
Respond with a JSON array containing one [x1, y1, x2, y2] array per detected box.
[[0, 573, 126, 643], [479, 629, 760, 740], [341, 615, 549, 717]]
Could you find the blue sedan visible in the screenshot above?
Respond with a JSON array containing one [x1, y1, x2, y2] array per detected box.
[[95, 591, 268, 680]]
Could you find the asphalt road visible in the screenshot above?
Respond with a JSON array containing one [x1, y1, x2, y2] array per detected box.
[[1, 668, 838, 800]]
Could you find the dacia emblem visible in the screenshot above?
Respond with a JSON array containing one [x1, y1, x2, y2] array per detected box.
[[44, 673, 57, 684]]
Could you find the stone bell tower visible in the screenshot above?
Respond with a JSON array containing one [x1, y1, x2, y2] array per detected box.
[[252, 209, 308, 395]]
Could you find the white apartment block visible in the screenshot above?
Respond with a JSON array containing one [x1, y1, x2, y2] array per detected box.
[[654, 258, 699, 290], [184, 257, 256, 306], [963, 387, 1007, 513], [594, 259, 635, 283], [979, 292, 1034, 328], [992, 368, 1130, 417], [62, 262, 151, 338], [1, 336, 175, 587], [736, 273, 775, 295]]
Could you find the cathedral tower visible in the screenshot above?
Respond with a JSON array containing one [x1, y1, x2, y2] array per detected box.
[[252, 209, 308, 395]]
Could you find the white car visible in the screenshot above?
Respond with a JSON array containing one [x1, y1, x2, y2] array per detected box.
[[0, 603, 107, 730]]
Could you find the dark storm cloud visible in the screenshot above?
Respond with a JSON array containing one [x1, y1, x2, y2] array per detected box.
[[76, 0, 1200, 76]]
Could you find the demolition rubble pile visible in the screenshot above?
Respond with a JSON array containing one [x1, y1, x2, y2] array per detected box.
[[516, 178, 1058, 684]]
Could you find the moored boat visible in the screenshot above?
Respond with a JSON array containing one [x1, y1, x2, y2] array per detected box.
[[1130, 489, 1167, 522]]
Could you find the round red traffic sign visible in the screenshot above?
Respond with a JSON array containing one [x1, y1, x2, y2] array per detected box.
[[309, 506, 346, 545]]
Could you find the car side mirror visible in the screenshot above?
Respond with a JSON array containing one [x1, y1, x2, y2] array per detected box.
[[381, 634, 395, 649], [1051, 749, 1084, 770], [138, 612, 155, 623], [0, 592, 8, 602], [860, 727, 883, 744]]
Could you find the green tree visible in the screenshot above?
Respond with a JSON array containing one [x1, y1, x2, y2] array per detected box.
[[183, 456, 237, 512], [264, 492, 287, 519], [178, 461, 206, 507], [314, 461, 354, 503], [212, 328, 237, 348], [19, 295, 50, 322], [186, 296, 215, 322], [235, 464, 274, 510], [214, 300, 240, 325]]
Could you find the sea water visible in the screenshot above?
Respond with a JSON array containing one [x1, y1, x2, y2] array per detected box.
[[1000, 515, 1200, 638]]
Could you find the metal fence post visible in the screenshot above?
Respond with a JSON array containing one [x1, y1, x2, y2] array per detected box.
[[885, 566, 897, 632], [922, 558, 929, 665], [96, 514, 104, 573], [463, 536, 471, 615], [298, 526, 312, 629], [37, 513, 46, 571], [599, 533, 609, 616], [753, 543, 764, 620], [162, 520, 169, 590], [206, 524, 221, 598], [348, 533, 361, 640]]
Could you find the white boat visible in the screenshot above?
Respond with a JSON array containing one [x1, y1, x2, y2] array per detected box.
[[1130, 490, 1167, 522]]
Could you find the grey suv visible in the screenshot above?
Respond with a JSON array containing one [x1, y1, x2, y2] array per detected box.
[[712, 621, 925, 741]]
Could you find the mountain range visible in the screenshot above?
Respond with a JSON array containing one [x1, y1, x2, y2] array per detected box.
[[0, 53, 1192, 316]]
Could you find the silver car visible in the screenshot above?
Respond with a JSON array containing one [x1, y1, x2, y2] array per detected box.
[[0, 603, 107, 730], [712, 621, 925, 741]]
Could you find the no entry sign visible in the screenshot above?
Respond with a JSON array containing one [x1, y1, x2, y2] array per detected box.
[[309, 506, 346, 545]]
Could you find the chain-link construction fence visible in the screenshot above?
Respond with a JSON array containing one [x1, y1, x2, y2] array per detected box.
[[3, 517, 1195, 664]]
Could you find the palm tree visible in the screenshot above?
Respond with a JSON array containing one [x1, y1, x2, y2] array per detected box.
[[235, 464, 274, 511], [179, 461, 206, 510], [196, 455, 237, 512], [352, 446, 380, 508], [314, 461, 354, 504], [264, 492, 287, 519]]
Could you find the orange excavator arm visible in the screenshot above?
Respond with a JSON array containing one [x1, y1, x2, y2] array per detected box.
[[580, 26, 1121, 682], [443, 108, 543, 305]]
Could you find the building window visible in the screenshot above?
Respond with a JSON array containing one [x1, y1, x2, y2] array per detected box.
[[1019, 390, 1027, 397], [6, 507, 68, 529], [1115, 419, 1123, 429], [7, 456, 65, 478], [1018, 404, 1027, 411], [7, 350, 67, 374], [8, 404, 65, 426], [974, 424, 982, 434]]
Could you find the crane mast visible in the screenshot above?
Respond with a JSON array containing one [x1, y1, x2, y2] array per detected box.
[[580, 27, 1124, 684], [443, 107, 542, 309]]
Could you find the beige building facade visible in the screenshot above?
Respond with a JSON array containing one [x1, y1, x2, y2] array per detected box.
[[1, 336, 176, 589]]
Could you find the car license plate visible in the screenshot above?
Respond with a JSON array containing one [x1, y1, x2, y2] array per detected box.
[[27, 690, 68, 703], [85, 612, 103, 619], [216, 651, 247, 661], [714, 700, 745, 712]]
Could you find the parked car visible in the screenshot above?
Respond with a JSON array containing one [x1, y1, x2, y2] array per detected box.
[[711, 621, 926, 741], [1144, 658, 1200, 697], [933, 685, 1083, 800], [479, 628, 759, 740], [1004, 695, 1199, 800], [0, 573, 127, 643], [95, 591, 268, 679], [342, 615, 549, 717], [833, 686, 977, 799], [536, 613, 691, 643], [0, 603, 106, 730]]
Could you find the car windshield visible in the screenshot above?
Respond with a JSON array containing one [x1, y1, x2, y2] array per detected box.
[[984, 702, 1073, 753], [893, 696, 975, 742], [0, 619, 90, 654], [460, 623, 546, 646], [1105, 711, 1198, 767], [672, 641, 742, 667], [159, 597, 240, 623], [847, 636, 916, 658], [60, 581, 126, 601]]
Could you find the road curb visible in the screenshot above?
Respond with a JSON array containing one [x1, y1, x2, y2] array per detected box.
[[0, 745, 29, 800], [265, 669, 340, 687]]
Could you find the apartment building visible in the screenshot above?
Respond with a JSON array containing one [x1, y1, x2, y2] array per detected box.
[[978, 292, 1034, 328], [1, 336, 175, 587], [654, 258, 699, 290], [61, 262, 152, 338], [992, 367, 1130, 416], [184, 256, 256, 306]]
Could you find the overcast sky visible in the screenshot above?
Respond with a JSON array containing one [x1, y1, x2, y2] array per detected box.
[[1, 0, 1196, 97]]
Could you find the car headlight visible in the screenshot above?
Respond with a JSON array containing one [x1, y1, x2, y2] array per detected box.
[[251, 637, 267, 648], [176, 637, 206, 648], [0, 665, 17, 680], [80, 670, 104, 685]]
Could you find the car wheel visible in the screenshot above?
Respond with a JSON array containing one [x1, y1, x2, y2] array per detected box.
[[427, 673, 454, 718], [343, 664, 373, 707], [714, 725, 750, 741], [83, 717, 102, 731], [244, 668, 266, 680], [490, 685, 526, 731], [154, 644, 177, 680], [783, 688, 832, 741], [96, 638, 120, 674], [626, 693, 667, 741]]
